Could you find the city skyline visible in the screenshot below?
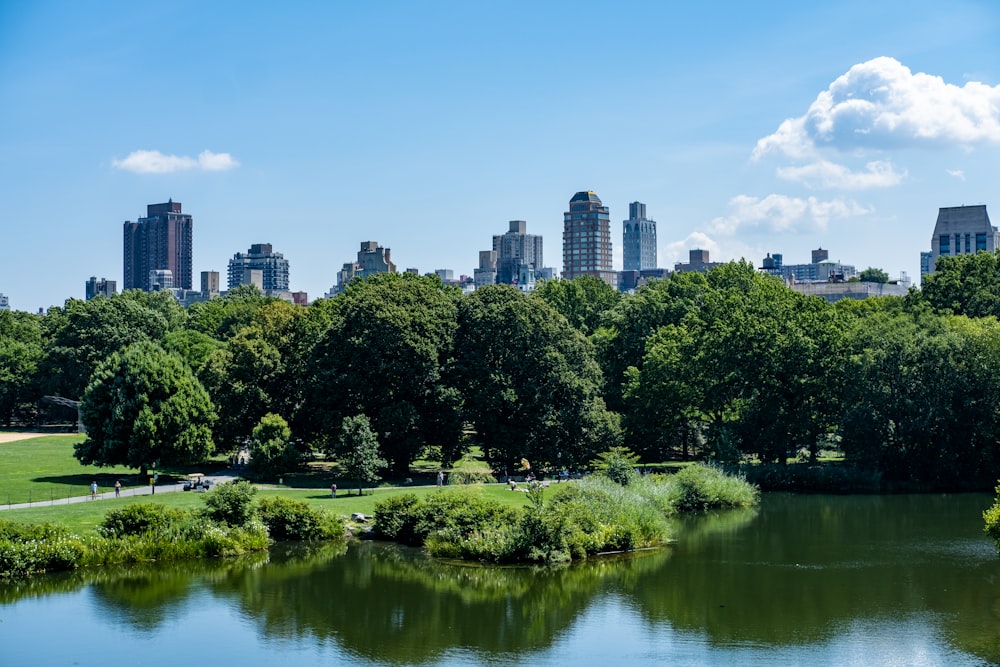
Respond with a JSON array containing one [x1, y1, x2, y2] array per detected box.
[[2, 1, 1000, 310]]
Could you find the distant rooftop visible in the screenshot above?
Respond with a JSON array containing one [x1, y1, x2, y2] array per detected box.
[[570, 191, 602, 204]]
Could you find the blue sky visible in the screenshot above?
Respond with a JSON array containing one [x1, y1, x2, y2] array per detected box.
[[2, 1, 999, 310]]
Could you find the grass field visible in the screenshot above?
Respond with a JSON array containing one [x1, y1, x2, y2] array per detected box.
[[0, 434, 535, 534]]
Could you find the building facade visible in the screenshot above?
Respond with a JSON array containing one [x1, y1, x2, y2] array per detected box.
[[759, 248, 856, 282], [123, 200, 193, 291], [227, 243, 290, 291], [0, 293, 8, 311], [674, 249, 722, 273], [493, 221, 544, 285], [473, 250, 497, 288], [85, 277, 117, 300], [563, 191, 615, 286], [623, 201, 656, 271], [924, 205, 999, 278]]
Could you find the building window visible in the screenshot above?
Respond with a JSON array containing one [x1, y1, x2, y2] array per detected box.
[[939, 235, 950, 255], [977, 233, 987, 251], [966, 233, 971, 253]]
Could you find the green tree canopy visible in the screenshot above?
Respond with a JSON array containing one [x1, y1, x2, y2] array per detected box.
[[858, 267, 890, 283], [249, 413, 299, 480], [531, 275, 621, 335], [337, 414, 386, 495], [75, 341, 216, 473], [0, 310, 44, 426], [453, 285, 621, 472], [917, 251, 1000, 319]]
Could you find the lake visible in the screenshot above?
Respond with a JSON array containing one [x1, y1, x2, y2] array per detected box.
[[1, 493, 998, 665]]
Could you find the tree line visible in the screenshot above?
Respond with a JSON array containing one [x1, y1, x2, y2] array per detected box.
[[3, 251, 1000, 489]]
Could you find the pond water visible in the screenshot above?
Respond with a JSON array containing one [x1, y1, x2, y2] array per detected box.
[[1, 493, 998, 666]]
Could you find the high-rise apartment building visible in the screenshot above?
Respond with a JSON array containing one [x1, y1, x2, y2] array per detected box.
[[123, 200, 193, 291], [201, 271, 220, 296], [563, 191, 615, 285], [924, 205, 999, 278], [227, 243, 290, 291], [623, 202, 656, 271], [474, 250, 498, 288], [493, 220, 544, 285], [85, 277, 117, 300], [0, 294, 8, 311]]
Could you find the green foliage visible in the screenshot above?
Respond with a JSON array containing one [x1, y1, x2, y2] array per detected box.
[[202, 480, 258, 527], [531, 276, 622, 335], [337, 414, 387, 494], [858, 267, 890, 283], [590, 446, 641, 486], [257, 496, 344, 541], [454, 285, 621, 472], [918, 250, 1000, 319], [0, 520, 86, 577], [75, 340, 216, 472], [985, 485, 1000, 555], [0, 310, 44, 426], [446, 469, 498, 485], [372, 493, 422, 543], [249, 413, 299, 480], [664, 463, 759, 512], [98, 503, 183, 538]]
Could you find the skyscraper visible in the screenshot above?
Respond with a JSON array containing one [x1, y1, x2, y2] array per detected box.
[[493, 220, 544, 285], [925, 205, 999, 277], [227, 243, 290, 291], [563, 191, 614, 285], [123, 200, 193, 291], [85, 277, 117, 300], [623, 201, 656, 271]]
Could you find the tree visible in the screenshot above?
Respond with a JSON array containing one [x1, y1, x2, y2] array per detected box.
[[249, 413, 299, 480], [75, 341, 216, 474], [0, 311, 44, 426], [858, 267, 889, 283], [337, 414, 386, 496], [917, 251, 1000, 319], [302, 273, 462, 474], [453, 285, 621, 473], [590, 446, 640, 485], [532, 276, 621, 335]]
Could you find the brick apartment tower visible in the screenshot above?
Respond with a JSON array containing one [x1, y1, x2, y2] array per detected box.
[[563, 191, 615, 286], [123, 200, 193, 291]]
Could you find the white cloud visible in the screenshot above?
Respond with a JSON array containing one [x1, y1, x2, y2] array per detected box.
[[946, 169, 966, 180], [753, 56, 1000, 160], [777, 159, 906, 189], [112, 149, 239, 174], [709, 194, 871, 235], [664, 232, 719, 265]]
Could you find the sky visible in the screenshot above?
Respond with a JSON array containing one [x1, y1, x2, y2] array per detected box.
[[2, 0, 999, 311]]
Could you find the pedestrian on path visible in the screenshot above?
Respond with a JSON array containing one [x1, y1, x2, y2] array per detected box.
[[90, 481, 98, 499], [114, 480, 121, 497], [331, 483, 337, 498]]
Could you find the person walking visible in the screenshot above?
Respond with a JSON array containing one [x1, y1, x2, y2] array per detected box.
[[331, 483, 337, 498], [114, 480, 121, 497], [436, 471, 444, 487], [90, 481, 98, 500]]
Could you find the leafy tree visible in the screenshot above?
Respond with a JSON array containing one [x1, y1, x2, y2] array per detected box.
[[858, 267, 889, 283], [302, 273, 462, 474], [162, 328, 225, 375], [0, 311, 44, 426], [38, 293, 173, 399], [187, 284, 276, 340], [75, 341, 216, 474], [203, 480, 258, 526], [337, 414, 386, 495], [249, 413, 299, 480], [532, 276, 621, 335], [917, 251, 1000, 319], [453, 285, 621, 473], [590, 446, 640, 485]]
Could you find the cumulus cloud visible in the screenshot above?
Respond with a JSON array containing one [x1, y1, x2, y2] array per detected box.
[[709, 194, 871, 235], [112, 149, 240, 174], [664, 232, 720, 264], [946, 169, 966, 180], [753, 56, 1000, 159], [777, 159, 906, 189]]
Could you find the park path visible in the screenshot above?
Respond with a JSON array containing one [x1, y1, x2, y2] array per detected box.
[[0, 469, 242, 511]]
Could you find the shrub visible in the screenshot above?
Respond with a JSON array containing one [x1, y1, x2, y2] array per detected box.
[[98, 503, 183, 538], [666, 463, 759, 512], [0, 520, 86, 577], [985, 484, 1000, 555], [373, 493, 422, 543], [203, 480, 258, 526], [590, 446, 640, 486], [257, 496, 344, 541], [446, 469, 498, 485]]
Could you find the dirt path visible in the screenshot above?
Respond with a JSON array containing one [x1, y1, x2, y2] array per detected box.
[[0, 432, 62, 444]]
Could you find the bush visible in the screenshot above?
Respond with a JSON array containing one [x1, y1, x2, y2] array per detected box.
[[0, 520, 86, 577], [203, 480, 258, 526], [98, 503, 182, 538], [666, 463, 759, 512], [373, 493, 422, 543], [985, 484, 1000, 555], [446, 469, 498, 485], [591, 446, 640, 486], [257, 496, 344, 541]]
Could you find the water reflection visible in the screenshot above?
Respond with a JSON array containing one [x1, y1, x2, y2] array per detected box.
[[1, 494, 998, 665]]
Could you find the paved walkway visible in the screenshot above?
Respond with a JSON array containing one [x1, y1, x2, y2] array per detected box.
[[0, 469, 243, 511]]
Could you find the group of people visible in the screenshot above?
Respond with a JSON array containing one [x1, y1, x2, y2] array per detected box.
[[89, 479, 123, 499]]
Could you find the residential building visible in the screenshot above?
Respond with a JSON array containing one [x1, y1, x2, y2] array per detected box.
[[473, 250, 497, 288], [623, 201, 657, 271], [123, 200, 193, 291], [325, 241, 397, 296], [493, 220, 544, 285], [85, 277, 116, 300], [201, 271, 220, 297], [149, 269, 173, 291], [0, 293, 8, 311], [619, 268, 671, 292], [759, 248, 856, 282], [923, 205, 999, 279], [563, 191, 615, 286], [227, 243, 290, 291], [291, 291, 309, 306], [674, 249, 722, 273]]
